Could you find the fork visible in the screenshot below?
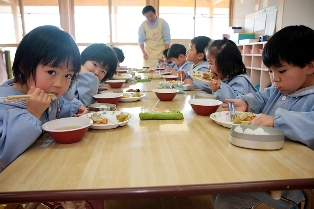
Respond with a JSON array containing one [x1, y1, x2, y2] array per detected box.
[[228, 102, 236, 122]]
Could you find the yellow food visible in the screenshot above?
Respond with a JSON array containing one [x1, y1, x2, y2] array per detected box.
[[116, 113, 129, 122], [232, 112, 256, 124], [202, 72, 217, 80], [89, 112, 108, 124]]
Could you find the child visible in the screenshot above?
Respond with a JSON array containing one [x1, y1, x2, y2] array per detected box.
[[214, 25, 314, 209], [159, 48, 176, 70], [181, 36, 211, 91], [65, 43, 117, 106], [111, 46, 125, 70], [167, 43, 193, 76], [206, 38, 257, 101], [0, 25, 87, 172]]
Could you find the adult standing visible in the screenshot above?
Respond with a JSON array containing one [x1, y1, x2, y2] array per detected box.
[[138, 5, 171, 68]]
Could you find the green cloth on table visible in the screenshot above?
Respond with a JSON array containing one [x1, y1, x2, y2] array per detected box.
[[134, 77, 151, 82], [139, 110, 184, 120]]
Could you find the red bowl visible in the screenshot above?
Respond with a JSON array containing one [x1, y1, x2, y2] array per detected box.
[[42, 117, 92, 144], [188, 99, 222, 116], [152, 89, 179, 101], [93, 93, 122, 104], [161, 72, 171, 75], [106, 80, 124, 88], [163, 75, 178, 81], [116, 69, 128, 73]]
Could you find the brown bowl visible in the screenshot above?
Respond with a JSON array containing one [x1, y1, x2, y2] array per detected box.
[[152, 89, 179, 101], [42, 117, 92, 144], [106, 80, 124, 88], [93, 93, 122, 104], [116, 69, 128, 73], [188, 99, 222, 116], [163, 75, 178, 81]]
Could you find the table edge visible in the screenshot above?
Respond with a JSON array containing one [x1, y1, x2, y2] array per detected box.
[[1, 178, 314, 203]]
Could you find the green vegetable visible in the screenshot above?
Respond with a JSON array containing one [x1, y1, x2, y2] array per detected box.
[[139, 110, 184, 120]]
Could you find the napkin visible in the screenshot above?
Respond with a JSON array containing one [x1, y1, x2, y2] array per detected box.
[[134, 77, 151, 82], [139, 110, 184, 120]]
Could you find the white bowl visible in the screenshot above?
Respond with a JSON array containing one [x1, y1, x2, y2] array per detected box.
[[42, 117, 92, 144], [188, 99, 223, 116], [93, 93, 123, 104], [152, 89, 179, 101]]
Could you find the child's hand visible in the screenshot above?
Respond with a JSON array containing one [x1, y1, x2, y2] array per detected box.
[[184, 78, 193, 84], [223, 99, 248, 112], [251, 114, 274, 127], [27, 86, 53, 119], [73, 106, 88, 117], [208, 79, 220, 91], [177, 70, 186, 80], [166, 66, 173, 72]]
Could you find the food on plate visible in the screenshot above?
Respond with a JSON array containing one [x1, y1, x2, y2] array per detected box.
[[122, 92, 141, 98], [89, 112, 108, 124], [116, 113, 129, 122], [232, 112, 256, 124], [202, 71, 217, 80], [114, 73, 122, 76], [126, 88, 140, 92]]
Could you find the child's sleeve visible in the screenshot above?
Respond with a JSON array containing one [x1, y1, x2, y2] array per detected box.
[[216, 77, 257, 102], [59, 98, 84, 118], [0, 107, 42, 172], [274, 108, 314, 150], [75, 72, 100, 106]]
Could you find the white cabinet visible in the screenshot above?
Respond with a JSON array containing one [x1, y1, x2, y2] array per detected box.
[[237, 42, 271, 91]]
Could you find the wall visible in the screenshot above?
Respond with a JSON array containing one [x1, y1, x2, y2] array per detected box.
[[232, 0, 314, 38]]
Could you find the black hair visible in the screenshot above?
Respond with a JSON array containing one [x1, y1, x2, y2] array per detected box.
[[206, 38, 246, 82], [167, 44, 186, 59], [163, 48, 169, 58], [191, 36, 211, 61], [81, 43, 117, 82], [263, 25, 314, 69], [12, 25, 81, 85], [142, 5, 156, 15], [111, 46, 125, 63]]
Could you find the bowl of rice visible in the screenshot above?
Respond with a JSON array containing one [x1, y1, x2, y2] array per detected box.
[[229, 125, 285, 150]]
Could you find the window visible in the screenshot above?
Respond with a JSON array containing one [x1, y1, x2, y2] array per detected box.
[[74, 1, 110, 43]]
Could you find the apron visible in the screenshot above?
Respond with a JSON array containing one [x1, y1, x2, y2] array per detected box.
[[142, 18, 165, 68]]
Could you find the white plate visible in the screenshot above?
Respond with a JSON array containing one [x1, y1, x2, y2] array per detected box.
[[120, 93, 146, 102], [188, 70, 211, 84], [112, 73, 132, 80], [210, 111, 237, 128], [81, 111, 134, 129]]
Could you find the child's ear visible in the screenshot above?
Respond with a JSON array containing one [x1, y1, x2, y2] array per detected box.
[[197, 52, 205, 61], [306, 61, 314, 74]]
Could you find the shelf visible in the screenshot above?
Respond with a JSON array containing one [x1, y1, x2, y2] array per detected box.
[[237, 42, 271, 91]]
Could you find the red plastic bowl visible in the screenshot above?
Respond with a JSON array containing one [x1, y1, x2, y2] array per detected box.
[[106, 80, 124, 88], [188, 99, 222, 116], [116, 69, 128, 73], [93, 93, 122, 104], [163, 75, 178, 81], [152, 89, 179, 101], [42, 117, 92, 144]]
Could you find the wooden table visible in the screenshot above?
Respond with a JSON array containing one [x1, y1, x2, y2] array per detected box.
[[1, 79, 314, 204]]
